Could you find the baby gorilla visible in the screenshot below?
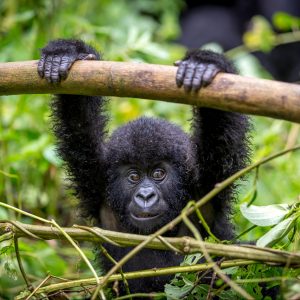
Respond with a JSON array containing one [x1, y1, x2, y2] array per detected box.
[[38, 39, 250, 293]]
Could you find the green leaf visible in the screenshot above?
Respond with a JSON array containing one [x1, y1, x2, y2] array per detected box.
[[181, 253, 202, 266], [217, 289, 241, 300], [4, 260, 18, 280], [201, 42, 224, 53], [165, 283, 193, 299], [256, 216, 297, 247], [273, 12, 300, 31], [233, 52, 273, 79], [0, 233, 13, 246], [240, 203, 290, 226], [243, 16, 275, 52]]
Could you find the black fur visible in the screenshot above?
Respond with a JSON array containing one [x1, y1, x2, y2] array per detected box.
[[38, 39, 250, 293]]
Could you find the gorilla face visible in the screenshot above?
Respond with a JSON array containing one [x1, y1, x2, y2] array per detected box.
[[107, 161, 189, 234]]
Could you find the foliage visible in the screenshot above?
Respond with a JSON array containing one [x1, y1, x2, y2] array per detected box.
[[240, 202, 300, 247], [1, 0, 300, 299], [165, 255, 300, 300], [243, 16, 276, 52]]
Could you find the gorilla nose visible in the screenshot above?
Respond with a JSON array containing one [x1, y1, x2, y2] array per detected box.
[[134, 187, 158, 208]]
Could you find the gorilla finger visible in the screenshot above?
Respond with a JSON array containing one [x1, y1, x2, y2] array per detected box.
[[174, 60, 182, 66], [202, 64, 220, 86], [191, 64, 206, 92], [44, 56, 54, 83], [176, 61, 188, 87], [37, 54, 47, 78], [183, 61, 197, 92], [77, 53, 97, 60], [50, 55, 62, 83], [59, 54, 77, 80]]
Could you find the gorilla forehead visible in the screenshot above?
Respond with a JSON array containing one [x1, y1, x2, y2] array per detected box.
[[105, 117, 196, 169]]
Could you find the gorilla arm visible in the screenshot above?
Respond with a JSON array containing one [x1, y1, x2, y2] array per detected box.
[[176, 49, 251, 239], [38, 39, 107, 219]]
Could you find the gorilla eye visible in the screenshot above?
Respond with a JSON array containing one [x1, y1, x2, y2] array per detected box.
[[128, 171, 141, 183], [152, 169, 166, 181]]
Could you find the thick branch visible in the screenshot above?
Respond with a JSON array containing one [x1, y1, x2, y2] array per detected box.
[[0, 60, 300, 123], [1, 222, 300, 266]]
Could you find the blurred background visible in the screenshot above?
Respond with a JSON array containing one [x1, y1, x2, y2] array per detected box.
[[1, 0, 300, 298]]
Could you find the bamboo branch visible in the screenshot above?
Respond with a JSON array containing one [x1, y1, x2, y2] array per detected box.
[[1, 60, 300, 123], [15, 260, 258, 299], [1, 222, 300, 266]]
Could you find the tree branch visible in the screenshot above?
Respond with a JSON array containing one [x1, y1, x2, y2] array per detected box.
[[0, 60, 300, 123], [1, 222, 300, 266], [14, 260, 258, 299]]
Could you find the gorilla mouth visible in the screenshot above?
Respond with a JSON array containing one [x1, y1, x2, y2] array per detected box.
[[130, 212, 160, 220]]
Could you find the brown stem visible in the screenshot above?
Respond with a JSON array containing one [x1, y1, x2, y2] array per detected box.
[[1, 60, 300, 122]]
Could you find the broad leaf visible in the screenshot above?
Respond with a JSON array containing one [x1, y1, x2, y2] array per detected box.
[[240, 203, 290, 226], [256, 217, 297, 247], [165, 283, 193, 299]]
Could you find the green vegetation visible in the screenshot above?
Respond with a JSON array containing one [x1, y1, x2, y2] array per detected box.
[[1, 0, 300, 299]]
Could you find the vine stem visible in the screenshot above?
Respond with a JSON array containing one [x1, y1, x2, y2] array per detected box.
[[15, 260, 258, 299]]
